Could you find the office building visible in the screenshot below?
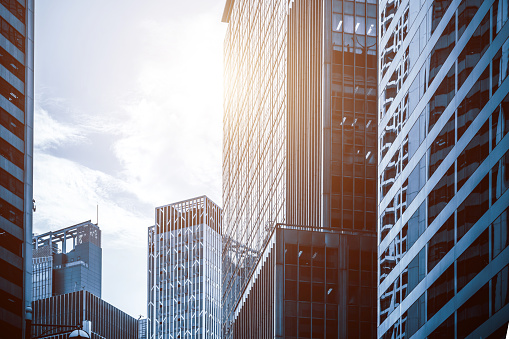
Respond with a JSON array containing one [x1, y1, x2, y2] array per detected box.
[[378, 0, 509, 337], [0, 0, 34, 337], [221, 0, 377, 337], [147, 196, 222, 339], [32, 290, 138, 339], [32, 221, 102, 300]]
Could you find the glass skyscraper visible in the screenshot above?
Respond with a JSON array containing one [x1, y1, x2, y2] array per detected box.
[[0, 0, 34, 337], [147, 196, 222, 339], [222, 0, 378, 337], [379, 0, 509, 337], [32, 221, 102, 300]]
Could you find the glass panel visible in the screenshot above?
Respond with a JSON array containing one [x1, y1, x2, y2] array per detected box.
[[427, 264, 454, 320], [492, 265, 509, 314], [457, 228, 489, 291], [457, 174, 489, 240], [457, 120, 489, 191], [428, 164, 455, 226], [457, 283, 489, 338]]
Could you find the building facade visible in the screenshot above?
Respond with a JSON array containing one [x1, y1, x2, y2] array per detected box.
[[139, 318, 147, 339], [378, 0, 509, 338], [0, 0, 34, 337], [221, 0, 288, 334], [32, 290, 138, 339], [147, 196, 222, 339], [32, 221, 102, 300], [221, 0, 377, 337], [232, 224, 377, 338]]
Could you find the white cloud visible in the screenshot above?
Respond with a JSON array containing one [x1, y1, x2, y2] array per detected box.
[[33, 153, 151, 245], [33, 0, 226, 318], [34, 106, 84, 150]]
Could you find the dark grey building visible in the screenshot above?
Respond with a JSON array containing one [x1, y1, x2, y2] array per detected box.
[[221, 0, 377, 337], [232, 224, 376, 338], [32, 221, 102, 300], [32, 290, 138, 339], [379, 0, 509, 337], [0, 0, 34, 337]]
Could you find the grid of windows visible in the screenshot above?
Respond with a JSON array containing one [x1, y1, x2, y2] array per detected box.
[[329, 0, 377, 231], [221, 0, 288, 337], [223, 0, 378, 336], [378, 0, 509, 337]]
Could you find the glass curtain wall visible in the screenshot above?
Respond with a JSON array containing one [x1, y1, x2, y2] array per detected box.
[[378, 0, 509, 337]]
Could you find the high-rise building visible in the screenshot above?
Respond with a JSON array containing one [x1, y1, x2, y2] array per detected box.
[[221, 0, 378, 337], [0, 0, 34, 337], [378, 0, 509, 338], [32, 221, 102, 300], [147, 196, 222, 339], [32, 290, 138, 339]]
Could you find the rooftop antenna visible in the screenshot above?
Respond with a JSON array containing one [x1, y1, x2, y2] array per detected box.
[[96, 204, 99, 225]]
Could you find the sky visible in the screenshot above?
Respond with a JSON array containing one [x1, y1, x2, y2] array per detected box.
[[34, 0, 226, 317]]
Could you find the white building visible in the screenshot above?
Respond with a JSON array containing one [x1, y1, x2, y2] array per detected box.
[[148, 196, 222, 339]]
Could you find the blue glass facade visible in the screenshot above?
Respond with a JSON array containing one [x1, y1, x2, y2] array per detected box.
[[378, 0, 509, 337]]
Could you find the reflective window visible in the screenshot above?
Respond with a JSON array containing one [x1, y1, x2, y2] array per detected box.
[[457, 283, 489, 338], [427, 215, 454, 272], [457, 228, 489, 291], [428, 164, 454, 226], [492, 207, 509, 260], [458, 11, 490, 88], [492, 92, 509, 148], [427, 264, 454, 320], [457, 66, 489, 140], [457, 120, 489, 190], [407, 293, 425, 337], [492, 264, 509, 315], [457, 174, 489, 240]]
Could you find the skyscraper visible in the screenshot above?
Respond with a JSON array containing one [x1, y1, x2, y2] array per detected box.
[[221, 0, 378, 337], [0, 0, 34, 337], [379, 0, 509, 337], [32, 221, 102, 300], [147, 196, 222, 339]]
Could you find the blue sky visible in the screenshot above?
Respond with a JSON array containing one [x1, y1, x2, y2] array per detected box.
[[34, 0, 226, 317]]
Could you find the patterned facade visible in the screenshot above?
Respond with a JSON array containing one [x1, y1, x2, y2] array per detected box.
[[0, 0, 34, 337], [222, 0, 378, 337], [32, 290, 138, 339], [148, 196, 222, 339], [378, 0, 509, 337]]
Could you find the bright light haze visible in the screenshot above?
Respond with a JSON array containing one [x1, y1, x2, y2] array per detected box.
[[34, 0, 225, 317]]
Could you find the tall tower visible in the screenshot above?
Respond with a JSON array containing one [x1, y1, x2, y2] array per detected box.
[[147, 196, 222, 339], [0, 0, 34, 337], [221, 0, 378, 337], [378, 0, 509, 337]]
